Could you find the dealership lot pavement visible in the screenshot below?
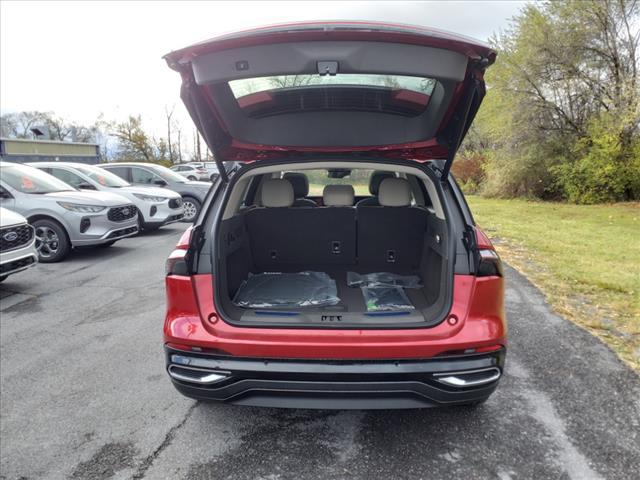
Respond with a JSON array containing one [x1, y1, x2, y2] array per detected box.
[[1, 222, 639, 480]]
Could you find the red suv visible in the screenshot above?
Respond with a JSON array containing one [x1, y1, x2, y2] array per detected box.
[[163, 22, 506, 409]]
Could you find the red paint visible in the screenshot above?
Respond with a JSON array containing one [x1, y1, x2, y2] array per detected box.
[[164, 22, 495, 68], [175, 226, 193, 250], [474, 226, 495, 250], [164, 273, 506, 360], [165, 22, 495, 163]]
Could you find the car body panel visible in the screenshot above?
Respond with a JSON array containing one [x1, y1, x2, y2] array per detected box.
[[164, 21, 495, 168], [99, 163, 211, 203], [0, 207, 38, 278], [171, 164, 210, 181], [164, 273, 506, 359], [0, 163, 139, 247], [161, 24, 505, 408], [30, 163, 184, 227]]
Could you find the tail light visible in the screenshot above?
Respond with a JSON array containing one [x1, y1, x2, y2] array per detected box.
[[166, 227, 193, 275], [474, 227, 503, 277], [477, 249, 503, 277]]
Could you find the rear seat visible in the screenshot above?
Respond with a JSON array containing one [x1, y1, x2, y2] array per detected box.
[[245, 180, 356, 269], [356, 178, 427, 269], [245, 178, 427, 271]]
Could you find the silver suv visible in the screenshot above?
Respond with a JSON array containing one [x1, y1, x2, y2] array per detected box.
[[0, 162, 139, 262], [30, 162, 184, 231], [99, 162, 211, 222]]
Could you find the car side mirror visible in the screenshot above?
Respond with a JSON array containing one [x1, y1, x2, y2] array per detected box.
[[154, 179, 168, 187], [77, 182, 96, 190]]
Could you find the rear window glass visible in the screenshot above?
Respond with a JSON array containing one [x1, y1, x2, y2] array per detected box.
[[287, 169, 374, 197], [229, 75, 437, 118], [229, 74, 436, 98]]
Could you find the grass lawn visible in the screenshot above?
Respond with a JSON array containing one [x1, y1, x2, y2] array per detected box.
[[466, 196, 640, 370]]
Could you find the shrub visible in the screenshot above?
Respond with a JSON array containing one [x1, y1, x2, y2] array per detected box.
[[551, 116, 640, 203], [451, 152, 486, 194]]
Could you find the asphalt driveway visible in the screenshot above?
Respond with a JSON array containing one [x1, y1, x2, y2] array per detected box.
[[1, 223, 639, 480]]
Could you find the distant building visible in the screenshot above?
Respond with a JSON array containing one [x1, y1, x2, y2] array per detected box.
[[0, 138, 101, 164]]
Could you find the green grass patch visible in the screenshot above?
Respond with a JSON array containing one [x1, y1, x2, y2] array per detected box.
[[466, 196, 640, 371]]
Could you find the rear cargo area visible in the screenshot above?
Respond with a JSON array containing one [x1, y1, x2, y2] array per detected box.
[[216, 198, 450, 327]]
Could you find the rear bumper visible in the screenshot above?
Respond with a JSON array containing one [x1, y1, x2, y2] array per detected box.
[[165, 346, 506, 409]]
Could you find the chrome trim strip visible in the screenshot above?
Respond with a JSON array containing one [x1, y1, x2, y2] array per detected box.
[[168, 365, 229, 385], [433, 367, 501, 387]]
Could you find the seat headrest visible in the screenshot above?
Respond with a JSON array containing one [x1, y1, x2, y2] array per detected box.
[[369, 171, 395, 195], [282, 172, 309, 198], [379, 178, 411, 207], [261, 179, 294, 207], [323, 184, 355, 206]]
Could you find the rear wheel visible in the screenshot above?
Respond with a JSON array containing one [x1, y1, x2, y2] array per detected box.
[[32, 218, 70, 263], [210, 174, 218, 182], [187, 175, 197, 181], [181, 197, 201, 222]]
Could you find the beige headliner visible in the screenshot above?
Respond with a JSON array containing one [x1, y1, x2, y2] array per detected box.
[[222, 161, 444, 220]]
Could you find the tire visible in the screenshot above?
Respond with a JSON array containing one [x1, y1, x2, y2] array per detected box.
[[210, 174, 218, 182], [0, 275, 8, 283], [32, 218, 71, 263], [181, 197, 201, 222], [187, 175, 197, 181]]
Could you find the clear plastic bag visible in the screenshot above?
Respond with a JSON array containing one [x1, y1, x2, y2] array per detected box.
[[233, 271, 340, 309], [361, 286, 415, 311], [347, 271, 422, 289]]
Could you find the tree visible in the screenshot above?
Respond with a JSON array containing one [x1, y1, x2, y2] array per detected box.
[[110, 115, 156, 162], [165, 105, 175, 164], [0, 111, 103, 142], [472, 0, 639, 202]]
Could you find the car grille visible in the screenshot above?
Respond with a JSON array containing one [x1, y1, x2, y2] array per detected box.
[[106, 226, 138, 239], [0, 224, 34, 253], [0, 255, 36, 274], [169, 198, 183, 209], [108, 205, 138, 222]]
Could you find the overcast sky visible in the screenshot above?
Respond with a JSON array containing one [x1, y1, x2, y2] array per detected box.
[[0, 0, 527, 148]]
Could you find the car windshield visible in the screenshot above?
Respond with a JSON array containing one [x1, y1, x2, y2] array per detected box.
[[151, 165, 187, 183], [74, 165, 130, 188], [1, 164, 77, 194]]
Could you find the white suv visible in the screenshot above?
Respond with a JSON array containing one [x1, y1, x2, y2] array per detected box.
[[31, 162, 184, 231], [0, 207, 38, 282]]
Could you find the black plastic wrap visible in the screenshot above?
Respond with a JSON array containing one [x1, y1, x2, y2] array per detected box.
[[233, 271, 340, 308]]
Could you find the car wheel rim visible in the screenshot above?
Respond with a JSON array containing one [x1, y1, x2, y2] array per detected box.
[[183, 201, 197, 221], [35, 226, 60, 258]]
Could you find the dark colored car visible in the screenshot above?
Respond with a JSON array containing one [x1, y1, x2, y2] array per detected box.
[[99, 162, 210, 222], [163, 22, 506, 409]]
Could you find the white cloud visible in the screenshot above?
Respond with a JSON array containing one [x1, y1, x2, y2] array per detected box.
[[1, 0, 526, 146]]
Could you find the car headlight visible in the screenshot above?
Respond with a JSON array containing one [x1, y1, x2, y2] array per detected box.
[[57, 202, 106, 213], [133, 193, 168, 202]]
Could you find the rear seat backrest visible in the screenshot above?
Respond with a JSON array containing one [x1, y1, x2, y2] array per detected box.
[[261, 179, 294, 207], [357, 178, 427, 268], [323, 184, 355, 206], [283, 172, 317, 207], [245, 181, 356, 269]]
